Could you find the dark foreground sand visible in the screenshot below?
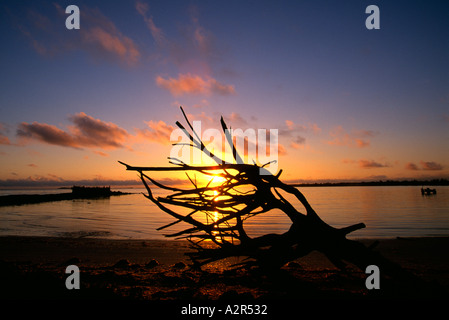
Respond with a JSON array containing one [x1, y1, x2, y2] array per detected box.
[[1, 236, 448, 304]]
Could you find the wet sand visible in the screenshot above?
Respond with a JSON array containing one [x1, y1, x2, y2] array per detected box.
[[0, 236, 448, 304]]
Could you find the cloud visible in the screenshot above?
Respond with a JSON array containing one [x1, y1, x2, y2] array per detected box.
[[279, 119, 320, 150], [277, 144, 287, 156], [135, 2, 237, 95], [0, 123, 11, 145], [135, 1, 165, 46], [135, 1, 149, 17], [405, 162, 419, 171], [355, 139, 370, 148], [140, 3, 216, 65], [189, 5, 215, 57], [17, 122, 79, 148], [47, 173, 65, 181], [192, 99, 210, 109], [136, 120, 175, 145], [310, 123, 322, 134], [81, 26, 140, 66], [93, 150, 109, 157], [223, 112, 248, 127], [17, 113, 129, 150], [18, 4, 141, 66], [283, 120, 321, 135], [327, 126, 376, 148], [186, 111, 215, 127], [343, 159, 390, 169], [420, 161, 443, 171], [69, 112, 128, 149], [76, 5, 141, 66], [282, 120, 307, 134], [358, 160, 390, 169], [405, 161, 444, 171], [290, 136, 306, 149], [229, 127, 286, 160], [156, 73, 235, 96]]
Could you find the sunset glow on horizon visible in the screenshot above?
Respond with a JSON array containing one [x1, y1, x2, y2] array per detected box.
[[0, 1, 448, 188]]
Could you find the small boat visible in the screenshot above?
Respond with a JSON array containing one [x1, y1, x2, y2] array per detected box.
[[421, 187, 437, 195]]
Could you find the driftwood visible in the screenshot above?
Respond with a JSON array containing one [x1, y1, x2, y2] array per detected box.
[[119, 107, 413, 280]]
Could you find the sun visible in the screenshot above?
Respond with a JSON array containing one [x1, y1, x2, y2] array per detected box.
[[211, 174, 227, 185], [193, 171, 228, 188]]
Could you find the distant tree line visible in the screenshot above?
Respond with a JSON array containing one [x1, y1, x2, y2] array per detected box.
[[293, 178, 449, 187]]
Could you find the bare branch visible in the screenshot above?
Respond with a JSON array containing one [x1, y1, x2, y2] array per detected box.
[[118, 106, 400, 274]]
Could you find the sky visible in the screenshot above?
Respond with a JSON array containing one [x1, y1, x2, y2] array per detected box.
[[0, 0, 448, 187]]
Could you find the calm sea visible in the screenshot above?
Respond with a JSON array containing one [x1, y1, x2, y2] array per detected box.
[[0, 186, 448, 240]]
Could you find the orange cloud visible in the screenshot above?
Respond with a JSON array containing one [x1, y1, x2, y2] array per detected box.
[[156, 73, 235, 96], [190, 7, 214, 57], [135, 1, 165, 45], [19, 4, 141, 66], [93, 150, 109, 157], [82, 26, 140, 66], [310, 123, 322, 134], [279, 119, 320, 149], [405, 161, 444, 171], [358, 159, 390, 169], [405, 162, 419, 170], [343, 159, 390, 169], [17, 113, 129, 150], [69, 112, 128, 149], [277, 144, 287, 156], [290, 136, 306, 149], [17, 122, 79, 148], [284, 120, 307, 132], [420, 161, 443, 171], [66, 4, 141, 66], [327, 126, 376, 148], [136, 120, 175, 145], [0, 123, 11, 145], [355, 139, 370, 148], [223, 112, 249, 127]]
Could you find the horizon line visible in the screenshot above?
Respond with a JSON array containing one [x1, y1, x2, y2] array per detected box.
[[0, 176, 448, 189]]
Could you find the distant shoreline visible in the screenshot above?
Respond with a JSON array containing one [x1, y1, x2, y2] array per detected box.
[[0, 189, 132, 207], [1, 178, 447, 190], [292, 179, 449, 187]]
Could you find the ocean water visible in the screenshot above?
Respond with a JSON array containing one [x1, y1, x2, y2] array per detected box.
[[0, 186, 448, 240]]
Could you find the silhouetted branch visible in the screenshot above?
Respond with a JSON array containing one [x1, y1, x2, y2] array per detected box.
[[120, 106, 409, 276]]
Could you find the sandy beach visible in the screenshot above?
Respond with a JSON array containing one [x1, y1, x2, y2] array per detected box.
[[1, 236, 448, 305]]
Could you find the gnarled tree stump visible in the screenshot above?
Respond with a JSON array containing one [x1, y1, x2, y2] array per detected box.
[[120, 107, 419, 284]]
